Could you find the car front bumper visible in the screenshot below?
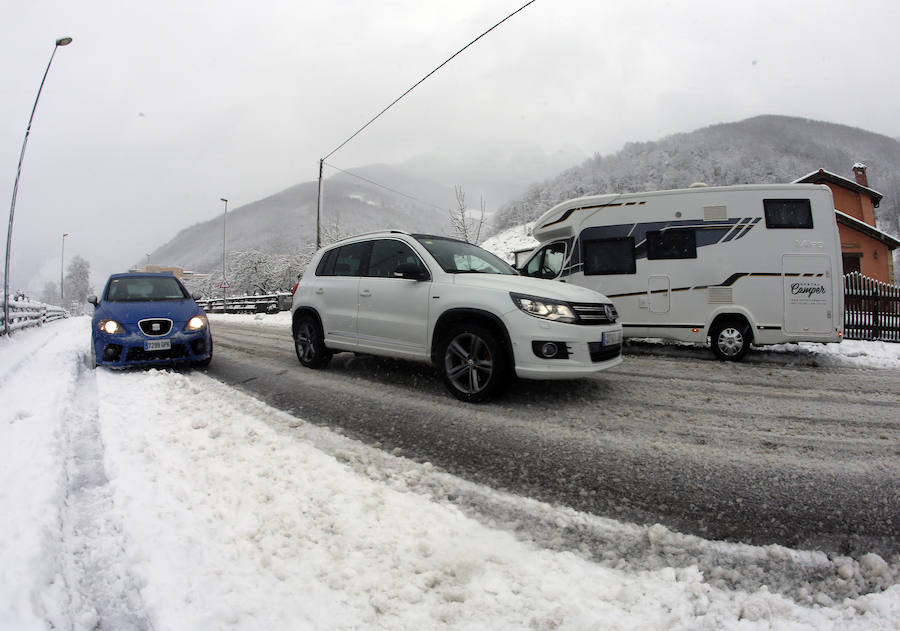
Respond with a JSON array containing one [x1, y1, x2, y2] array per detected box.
[[92, 328, 212, 368], [501, 310, 623, 380]]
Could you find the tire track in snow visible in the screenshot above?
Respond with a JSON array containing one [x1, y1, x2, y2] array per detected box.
[[53, 357, 154, 631]]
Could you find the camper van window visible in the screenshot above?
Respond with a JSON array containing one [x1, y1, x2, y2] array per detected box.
[[525, 242, 566, 279], [646, 229, 697, 260], [582, 237, 636, 275], [763, 199, 813, 229]]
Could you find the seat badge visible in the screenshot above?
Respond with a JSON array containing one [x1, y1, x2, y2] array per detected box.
[[152, 323, 160, 332]]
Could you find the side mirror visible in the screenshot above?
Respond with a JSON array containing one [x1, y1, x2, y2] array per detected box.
[[192, 293, 203, 301], [393, 263, 429, 281], [87, 295, 98, 307]]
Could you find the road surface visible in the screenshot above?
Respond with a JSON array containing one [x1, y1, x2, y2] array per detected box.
[[207, 319, 900, 558]]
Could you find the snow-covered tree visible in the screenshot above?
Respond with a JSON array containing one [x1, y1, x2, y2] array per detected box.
[[64, 256, 92, 305], [448, 186, 486, 245]]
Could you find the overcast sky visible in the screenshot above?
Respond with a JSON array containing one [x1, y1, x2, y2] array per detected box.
[[3, 0, 899, 293]]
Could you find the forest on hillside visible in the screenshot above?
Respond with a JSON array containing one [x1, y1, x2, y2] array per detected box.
[[493, 116, 900, 248]]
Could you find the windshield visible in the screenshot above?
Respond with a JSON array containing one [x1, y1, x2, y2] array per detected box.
[[104, 276, 189, 302], [413, 235, 517, 275]]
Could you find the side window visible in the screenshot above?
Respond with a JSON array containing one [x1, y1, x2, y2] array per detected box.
[[333, 241, 370, 277], [582, 237, 636, 275], [764, 199, 813, 229], [316, 248, 338, 276], [646, 229, 697, 259], [525, 242, 566, 279], [366, 240, 426, 278]]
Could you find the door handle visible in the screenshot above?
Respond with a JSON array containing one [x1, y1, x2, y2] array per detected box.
[[360, 289, 372, 297], [314, 288, 324, 294]]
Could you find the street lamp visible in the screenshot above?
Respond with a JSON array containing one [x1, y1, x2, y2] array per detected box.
[[3, 36, 72, 335], [221, 197, 228, 313], [145, 253, 150, 269], [60, 232, 69, 301]]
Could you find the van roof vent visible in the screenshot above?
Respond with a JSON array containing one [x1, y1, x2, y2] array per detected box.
[[704, 205, 728, 221]]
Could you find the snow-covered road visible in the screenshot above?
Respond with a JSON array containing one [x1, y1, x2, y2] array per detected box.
[[1, 317, 898, 630]]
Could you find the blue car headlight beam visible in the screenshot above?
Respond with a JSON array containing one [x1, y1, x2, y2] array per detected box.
[[97, 319, 125, 335]]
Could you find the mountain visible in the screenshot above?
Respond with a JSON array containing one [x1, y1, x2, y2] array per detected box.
[[492, 116, 900, 250], [400, 143, 587, 212], [143, 164, 457, 273]]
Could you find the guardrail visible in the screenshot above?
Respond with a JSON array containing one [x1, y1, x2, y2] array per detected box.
[[1, 299, 70, 335], [198, 292, 292, 314]]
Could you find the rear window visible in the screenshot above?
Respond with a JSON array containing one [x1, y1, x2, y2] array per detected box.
[[764, 199, 813, 229], [105, 276, 188, 301]]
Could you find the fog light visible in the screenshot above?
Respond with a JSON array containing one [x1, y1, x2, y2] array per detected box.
[[540, 342, 558, 357]]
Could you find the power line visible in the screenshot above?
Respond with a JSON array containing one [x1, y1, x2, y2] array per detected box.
[[323, 161, 447, 212], [322, 0, 539, 161]]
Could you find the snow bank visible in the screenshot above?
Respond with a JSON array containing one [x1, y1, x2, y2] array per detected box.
[[93, 371, 899, 630], [2, 318, 899, 629]]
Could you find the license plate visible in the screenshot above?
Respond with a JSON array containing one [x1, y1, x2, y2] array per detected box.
[[602, 330, 622, 346], [145, 339, 171, 351]]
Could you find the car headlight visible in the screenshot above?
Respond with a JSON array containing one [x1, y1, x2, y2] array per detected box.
[[510, 293, 577, 323], [98, 319, 125, 335], [185, 315, 207, 331]]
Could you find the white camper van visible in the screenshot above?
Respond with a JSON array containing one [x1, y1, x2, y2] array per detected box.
[[519, 184, 844, 360]]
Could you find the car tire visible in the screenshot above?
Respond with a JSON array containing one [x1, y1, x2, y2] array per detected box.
[[437, 322, 508, 402], [710, 320, 750, 361], [294, 314, 332, 369]]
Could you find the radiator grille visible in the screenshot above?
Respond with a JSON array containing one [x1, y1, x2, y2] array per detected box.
[[139, 318, 173, 336]]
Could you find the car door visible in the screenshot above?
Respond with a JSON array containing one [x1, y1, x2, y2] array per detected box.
[[356, 239, 431, 359], [315, 241, 370, 348]]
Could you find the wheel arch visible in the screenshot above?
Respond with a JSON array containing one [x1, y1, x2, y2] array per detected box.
[[707, 310, 755, 345], [430, 308, 514, 369], [292, 307, 323, 337]]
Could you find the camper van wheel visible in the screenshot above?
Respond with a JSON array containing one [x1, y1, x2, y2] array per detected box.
[[710, 320, 750, 361]]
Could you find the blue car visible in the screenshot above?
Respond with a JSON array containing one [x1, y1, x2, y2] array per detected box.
[[89, 272, 212, 368]]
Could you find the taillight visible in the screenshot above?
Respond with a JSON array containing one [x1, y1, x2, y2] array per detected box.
[[291, 282, 299, 296]]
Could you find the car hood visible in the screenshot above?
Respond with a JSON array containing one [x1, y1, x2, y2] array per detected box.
[[95, 299, 201, 324], [447, 273, 611, 303]]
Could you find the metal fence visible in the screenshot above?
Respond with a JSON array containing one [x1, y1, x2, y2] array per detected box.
[[1, 299, 70, 334], [843, 272, 900, 342], [198, 292, 293, 314]]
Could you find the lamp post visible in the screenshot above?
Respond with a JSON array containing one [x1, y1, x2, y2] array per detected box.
[[145, 253, 150, 269], [221, 197, 228, 313], [60, 232, 69, 301], [3, 36, 72, 335]]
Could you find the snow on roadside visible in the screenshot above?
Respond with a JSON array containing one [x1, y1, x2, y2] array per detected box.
[[95, 368, 898, 630], [2, 318, 899, 630], [0, 318, 87, 629]]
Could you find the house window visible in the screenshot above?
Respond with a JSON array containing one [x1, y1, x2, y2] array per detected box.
[[764, 199, 813, 229], [646, 229, 697, 259], [582, 237, 636, 275]]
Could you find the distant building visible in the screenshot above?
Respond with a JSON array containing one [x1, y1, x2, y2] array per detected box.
[[127, 265, 209, 280], [794, 164, 898, 284]]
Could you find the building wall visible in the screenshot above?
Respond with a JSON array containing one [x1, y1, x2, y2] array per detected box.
[[837, 223, 894, 282]]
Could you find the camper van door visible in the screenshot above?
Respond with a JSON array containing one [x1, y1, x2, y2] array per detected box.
[[782, 254, 834, 334]]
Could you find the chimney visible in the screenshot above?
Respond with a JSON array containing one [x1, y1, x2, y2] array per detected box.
[[852, 163, 869, 187]]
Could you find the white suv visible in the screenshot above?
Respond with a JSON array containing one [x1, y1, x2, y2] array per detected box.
[[291, 231, 623, 402]]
